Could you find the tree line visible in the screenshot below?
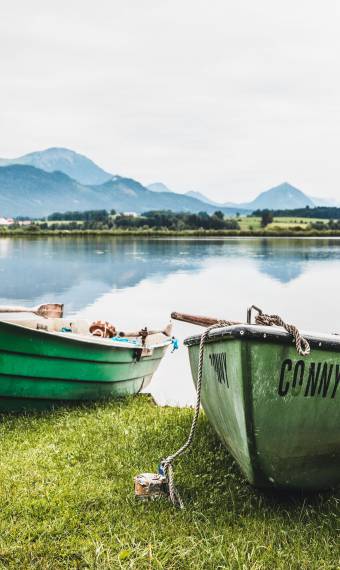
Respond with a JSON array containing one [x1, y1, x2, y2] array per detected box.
[[252, 206, 340, 220], [47, 210, 116, 222], [29, 209, 241, 231]]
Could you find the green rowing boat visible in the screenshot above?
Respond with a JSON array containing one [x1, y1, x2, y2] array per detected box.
[[0, 315, 171, 411], [183, 313, 340, 491]]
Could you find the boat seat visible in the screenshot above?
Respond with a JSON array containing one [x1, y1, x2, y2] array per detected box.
[[0, 315, 92, 336]]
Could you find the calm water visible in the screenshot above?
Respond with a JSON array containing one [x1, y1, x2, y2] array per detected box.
[[1, 236, 340, 406]]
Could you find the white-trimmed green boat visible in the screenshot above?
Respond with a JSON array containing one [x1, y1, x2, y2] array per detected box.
[[174, 308, 340, 491], [0, 304, 172, 411]]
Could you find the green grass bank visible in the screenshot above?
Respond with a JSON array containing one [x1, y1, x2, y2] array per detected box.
[[3, 228, 340, 238], [0, 396, 338, 569]]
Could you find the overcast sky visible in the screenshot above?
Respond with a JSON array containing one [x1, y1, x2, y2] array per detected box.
[[1, 0, 340, 201]]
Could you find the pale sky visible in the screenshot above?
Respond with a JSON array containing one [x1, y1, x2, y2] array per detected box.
[[1, 0, 340, 202]]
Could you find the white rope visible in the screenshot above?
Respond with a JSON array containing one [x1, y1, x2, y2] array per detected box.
[[160, 320, 234, 508]]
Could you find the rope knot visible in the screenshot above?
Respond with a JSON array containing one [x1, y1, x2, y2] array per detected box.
[[254, 311, 310, 356]]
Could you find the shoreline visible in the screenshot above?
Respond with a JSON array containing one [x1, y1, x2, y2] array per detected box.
[[2, 228, 340, 238]]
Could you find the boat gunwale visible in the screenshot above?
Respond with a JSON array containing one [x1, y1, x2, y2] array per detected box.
[[184, 323, 340, 352], [0, 344, 164, 365], [0, 319, 172, 351]]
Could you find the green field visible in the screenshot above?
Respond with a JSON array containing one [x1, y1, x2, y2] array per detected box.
[[238, 216, 330, 231], [0, 396, 338, 569]]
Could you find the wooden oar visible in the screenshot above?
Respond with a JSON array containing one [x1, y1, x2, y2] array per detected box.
[[118, 323, 173, 338], [171, 311, 239, 327], [0, 303, 64, 318]]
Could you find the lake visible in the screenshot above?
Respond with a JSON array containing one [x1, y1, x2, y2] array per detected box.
[[1, 236, 340, 406]]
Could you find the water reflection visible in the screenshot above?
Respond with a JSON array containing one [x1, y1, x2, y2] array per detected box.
[[2, 237, 340, 308], [1, 236, 340, 405], [253, 239, 340, 283], [0, 237, 203, 311]]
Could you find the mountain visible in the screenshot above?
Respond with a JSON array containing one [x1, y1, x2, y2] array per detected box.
[[0, 165, 100, 217], [0, 165, 243, 217], [147, 182, 173, 193], [149, 186, 220, 206], [95, 178, 243, 215], [0, 147, 113, 185], [185, 191, 220, 206], [240, 182, 314, 210]]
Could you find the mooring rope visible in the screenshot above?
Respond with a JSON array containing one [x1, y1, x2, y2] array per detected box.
[[160, 308, 310, 508], [160, 320, 234, 508]]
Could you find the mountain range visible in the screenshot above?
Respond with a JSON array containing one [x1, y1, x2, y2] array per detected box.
[[0, 155, 241, 218], [152, 181, 319, 210], [149, 180, 339, 210], [0, 147, 336, 217]]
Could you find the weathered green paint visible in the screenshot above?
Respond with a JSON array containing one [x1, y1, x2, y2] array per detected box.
[[186, 329, 340, 490], [0, 321, 169, 411]]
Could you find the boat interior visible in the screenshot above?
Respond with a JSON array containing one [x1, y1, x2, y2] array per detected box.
[[0, 314, 172, 348]]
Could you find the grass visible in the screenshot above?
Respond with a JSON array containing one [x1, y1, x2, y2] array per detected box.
[[238, 217, 330, 231], [0, 397, 339, 569], [3, 228, 340, 238], [237, 217, 262, 231], [267, 217, 330, 230]]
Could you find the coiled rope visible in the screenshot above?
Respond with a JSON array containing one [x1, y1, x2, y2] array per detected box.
[[160, 308, 310, 508], [254, 311, 310, 356]]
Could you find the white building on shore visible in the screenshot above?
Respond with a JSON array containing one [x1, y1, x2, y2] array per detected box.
[[0, 217, 14, 226]]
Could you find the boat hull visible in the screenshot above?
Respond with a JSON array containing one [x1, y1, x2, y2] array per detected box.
[[0, 321, 168, 411], [185, 325, 340, 490]]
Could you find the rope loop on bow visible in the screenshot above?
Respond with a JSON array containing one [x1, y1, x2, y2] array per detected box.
[[160, 320, 235, 508], [253, 308, 310, 356]]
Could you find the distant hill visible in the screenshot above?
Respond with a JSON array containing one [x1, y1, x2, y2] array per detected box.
[[149, 185, 222, 207], [241, 182, 314, 210], [93, 179, 237, 214], [185, 183, 316, 211], [0, 165, 243, 217], [147, 182, 173, 193], [0, 147, 113, 185], [185, 190, 220, 206]]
